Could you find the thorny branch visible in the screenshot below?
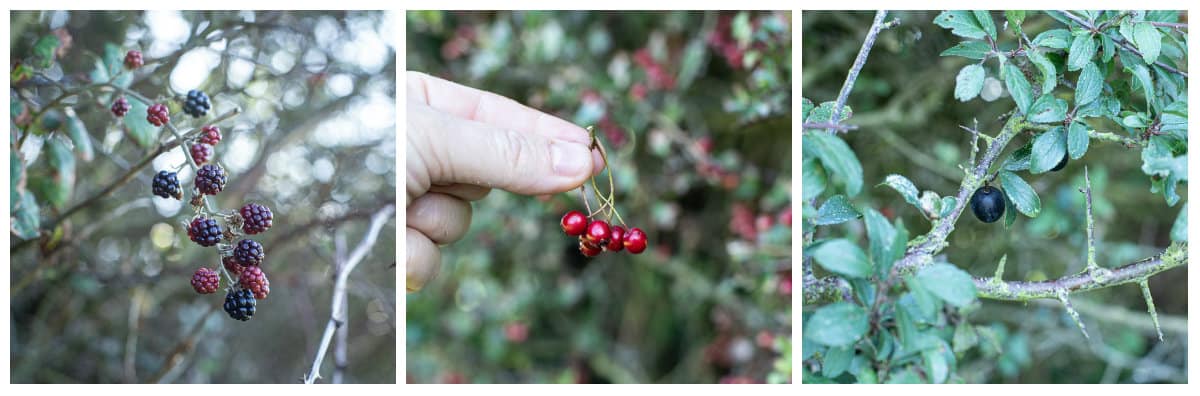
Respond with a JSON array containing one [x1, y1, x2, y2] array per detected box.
[[828, 10, 894, 132]]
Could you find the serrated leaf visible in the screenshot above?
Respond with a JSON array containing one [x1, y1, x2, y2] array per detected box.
[[65, 113, 95, 161], [955, 64, 986, 102], [880, 174, 920, 208], [805, 132, 863, 196], [940, 41, 991, 60], [934, 11, 988, 39], [1101, 34, 1115, 62], [1030, 126, 1067, 174], [802, 157, 827, 201], [1031, 29, 1070, 49], [999, 171, 1041, 217], [815, 195, 862, 225], [10, 150, 23, 204], [806, 101, 853, 124], [1067, 121, 1089, 159], [1029, 95, 1067, 123], [1005, 11, 1026, 33], [1002, 63, 1033, 115], [974, 11, 997, 39], [801, 97, 815, 121], [1025, 48, 1056, 95], [1132, 22, 1162, 64], [915, 263, 978, 307], [811, 239, 872, 279], [1075, 62, 1102, 107], [1066, 33, 1096, 71], [804, 302, 869, 347]]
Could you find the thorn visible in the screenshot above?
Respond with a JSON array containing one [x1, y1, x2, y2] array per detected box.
[[992, 254, 1007, 283], [1058, 290, 1089, 339], [1140, 280, 1164, 342]]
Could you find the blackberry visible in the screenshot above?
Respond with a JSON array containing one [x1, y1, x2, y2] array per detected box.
[[191, 267, 220, 294], [146, 103, 170, 126], [152, 171, 182, 199], [124, 50, 143, 70], [195, 164, 227, 195], [187, 216, 224, 247], [223, 289, 256, 321], [240, 203, 273, 235], [111, 96, 131, 117], [234, 239, 265, 266], [183, 89, 211, 118], [199, 125, 222, 146], [223, 255, 245, 276], [239, 265, 270, 300], [190, 143, 213, 165]]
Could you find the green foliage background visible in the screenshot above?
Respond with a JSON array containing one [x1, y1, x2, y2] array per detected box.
[[406, 11, 792, 384]]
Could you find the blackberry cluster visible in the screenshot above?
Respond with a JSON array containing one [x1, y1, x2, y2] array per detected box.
[[223, 289, 256, 321], [146, 103, 169, 126], [223, 255, 244, 276], [191, 267, 220, 294], [190, 143, 213, 164], [124, 50, 143, 70], [240, 203, 273, 234], [239, 265, 270, 300], [195, 164, 227, 195], [111, 97, 130, 117], [183, 89, 211, 118], [199, 125, 222, 146], [234, 239, 265, 266], [187, 216, 224, 247], [152, 170, 182, 199]]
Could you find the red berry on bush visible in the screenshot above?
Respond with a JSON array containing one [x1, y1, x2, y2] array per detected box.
[[240, 203, 273, 235], [561, 210, 587, 236], [624, 227, 647, 254], [146, 103, 169, 126], [606, 225, 626, 252], [191, 267, 220, 294], [199, 125, 222, 146], [124, 50, 143, 70], [190, 143, 213, 164], [579, 239, 602, 257], [585, 219, 611, 245], [111, 96, 130, 117], [239, 265, 270, 300]]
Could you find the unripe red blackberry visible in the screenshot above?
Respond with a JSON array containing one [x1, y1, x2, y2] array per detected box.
[[146, 103, 169, 126], [124, 50, 143, 70], [195, 164, 227, 195], [190, 143, 213, 165], [240, 203, 273, 235], [234, 239, 265, 267], [238, 265, 270, 300], [187, 216, 223, 247], [191, 267, 220, 294], [111, 96, 131, 117], [199, 125, 222, 146], [223, 255, 244, 276]]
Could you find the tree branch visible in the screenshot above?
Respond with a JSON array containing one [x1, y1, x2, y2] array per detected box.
[[829, 10, 890, 131], [1056, 11, 1187, 78]]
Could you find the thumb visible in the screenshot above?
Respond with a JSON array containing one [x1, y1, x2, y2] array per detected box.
[[408, 102, 595, 195]]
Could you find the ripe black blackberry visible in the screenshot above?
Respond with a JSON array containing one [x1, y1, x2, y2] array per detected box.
[[146, 103, 169, 126], [111, 96, 131, 117], [190, 143, 213, 164], [187, 216, 224, 247], [183, 89, 211, 118], [199, 125, 222, 146], [195, 164, 227, 195], [124, 50, 143, 70], [240, 203, 273, 235], [191, 267, 220, 294], [223, 289, 256, 321], [152, 170, 182, 199], [234, 239, 265, 266], [239, 265, 270, 299]]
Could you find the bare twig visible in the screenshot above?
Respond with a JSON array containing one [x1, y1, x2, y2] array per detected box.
[[148, 304, 219, 383], [829, 10, 890, 130], [303, 204, 395, 384]]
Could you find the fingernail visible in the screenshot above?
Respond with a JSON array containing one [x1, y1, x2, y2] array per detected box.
[[551, 142, 590, 177]]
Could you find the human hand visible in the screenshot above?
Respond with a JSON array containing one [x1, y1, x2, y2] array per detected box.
[[405, 71, 603, 292]]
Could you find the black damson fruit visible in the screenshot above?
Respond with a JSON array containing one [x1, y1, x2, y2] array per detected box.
[[970, 185, 1006, 223], [1051, 155, 1068, 172]]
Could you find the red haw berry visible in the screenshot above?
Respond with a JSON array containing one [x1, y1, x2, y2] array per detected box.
[[561, 210, 587, 236], [585, 219, 611, 245], [579, 239, 602, 257], [624, 227, 647, 254], [606, 225, 626, 252]]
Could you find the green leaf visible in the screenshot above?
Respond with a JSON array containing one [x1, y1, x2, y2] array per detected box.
[[1171, 203, 1186, 242], [821, 345, 854, 378], [1005, 11, 1026, 33], [805, 132, 863, 196], [12, 190, 41, 240], [1159, 100, 1187, 139], [1030, 126, 1066, 174], [32, 136, 76, 209], [973, 11, 997, 39], [1132, 22, 1162, 64], [1002, 63, 1033, 115], [939, 197, 957, 218], [89, 43, 133, 91], [1067, 121, 1089, 159], [1100, 34, 1115, 62], [1031, 29, 1071, 49], [1028, 95, 1067, 123], [1125, 62, 1156, 112], [915, 263, 978, 307], [802, 157, 827, 201], [65, 113, 95, 162], [676, 40, 705, 90], [814, 195, 862, 225], [883, 220, 908, 278], [33, 35, 60, 68], [10, 150, 23, 204], [940, 41, 991, 60], [954, 64, 986, 102], [999, 171, 1041, 217], [880, 174, 920, 208], [1074, 62, 1103, 107], [1004, 189, 1017, 228], [923, 348, 950, 384], [864, 208, 896, 269], [801, 97, 815, 121], [804, 302, 869, 347], [1025, 48, 1057, 95], [934, 11, 988, 39], [810, 239, 872, 279], [123, 99, 157, 148], [806, 101, 853, 124], [1066, 33, 1096, 71], [1002, 140, 1033, 172]]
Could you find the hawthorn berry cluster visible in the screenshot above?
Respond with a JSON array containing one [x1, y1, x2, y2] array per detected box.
[[561, 210, 647, 256]]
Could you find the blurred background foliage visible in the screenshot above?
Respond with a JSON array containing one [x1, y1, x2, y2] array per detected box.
[[406, 10, 791, 384], [10, 11, 396, 383], [802, 11, 1186, 383]]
